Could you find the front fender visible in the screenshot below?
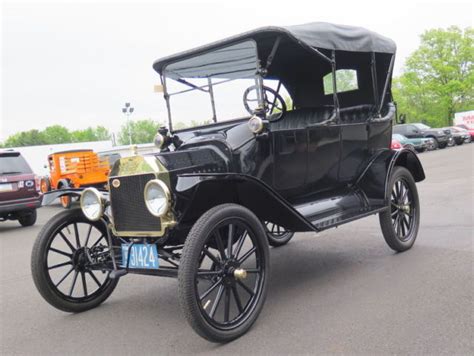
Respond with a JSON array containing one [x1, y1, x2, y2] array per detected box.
[[173, 173, 315, 232], [41, 188, 109, 206]]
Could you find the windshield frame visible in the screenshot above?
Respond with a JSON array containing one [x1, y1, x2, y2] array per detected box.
[[160, 39, 265, 132]]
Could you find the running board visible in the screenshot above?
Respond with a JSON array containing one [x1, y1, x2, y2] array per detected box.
[[292, 188, 387, 231]]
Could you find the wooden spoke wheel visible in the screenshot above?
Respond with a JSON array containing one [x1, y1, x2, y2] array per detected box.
[[179, 204, 269, 343], [379, 167, 420, 252], [31, 209, 118, 312]]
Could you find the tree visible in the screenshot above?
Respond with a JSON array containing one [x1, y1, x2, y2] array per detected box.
[[394, 26, 473, 126], [117, 119, 161, 145], [42, 125, 72, 144], [71, 126, 111, 142], [1, 125, 111, 148], [323, 69, 358, 95], [2, 129, 47, 147]]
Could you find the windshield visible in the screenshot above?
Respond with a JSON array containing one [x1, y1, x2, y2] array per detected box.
[[0, 154, 33, 174], [162, 40, 269, 131], [413, 123, 430, 130], [392, 134, 406, 140]]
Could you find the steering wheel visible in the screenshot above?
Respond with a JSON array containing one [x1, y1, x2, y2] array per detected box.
[[243, 85, 287, 121]]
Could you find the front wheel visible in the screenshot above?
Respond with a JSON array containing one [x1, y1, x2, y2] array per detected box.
[[379, 167, 420, 252], [178, 204, 270, 343], [31, 209, 118, 313]]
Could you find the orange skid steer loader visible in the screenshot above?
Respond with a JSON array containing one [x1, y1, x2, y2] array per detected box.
[[40, 150, 110, 208]]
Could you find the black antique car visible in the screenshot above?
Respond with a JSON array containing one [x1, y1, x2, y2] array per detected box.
[[31, 22, 425, 342]]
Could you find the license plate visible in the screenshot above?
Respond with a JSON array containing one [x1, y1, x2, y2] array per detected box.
[[0, 183, 13, 192], [121, 243, 159, 269]]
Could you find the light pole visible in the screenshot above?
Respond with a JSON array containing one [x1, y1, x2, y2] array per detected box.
[[122, 102, 134, 145]]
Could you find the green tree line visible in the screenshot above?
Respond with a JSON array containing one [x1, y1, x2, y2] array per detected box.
[[0, 125, 111, 148]]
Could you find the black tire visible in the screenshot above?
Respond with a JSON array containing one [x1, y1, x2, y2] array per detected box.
[[40, 177, 51, 193], [264, 222, 295, 247], [379, 167, 420, 252], [439, 142, 447, 149], [178, 203, 270, 343], [31, 209, 118, 313], [18, 209, 37, 227], [427, 137, 438, 149]]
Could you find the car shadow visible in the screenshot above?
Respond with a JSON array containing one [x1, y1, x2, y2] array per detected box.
[[58, 233, 402, 349]]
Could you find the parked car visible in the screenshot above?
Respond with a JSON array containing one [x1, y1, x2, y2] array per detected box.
[[446, 126, 471, 144], [32, 22, 425, 342], [0, 150, 42, 226], [456, 124, 474, 140], [40, 149, 110, 208], [392, 134, 433, 152], [393, 123, 450, 149]]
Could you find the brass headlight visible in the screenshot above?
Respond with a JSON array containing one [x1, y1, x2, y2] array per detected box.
[[144, 179, 171, 217], [80, 188, 105, 221]]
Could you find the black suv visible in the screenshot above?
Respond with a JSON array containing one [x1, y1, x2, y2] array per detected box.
[[0, 150, 42, 226], [393, 123, 451, 149]]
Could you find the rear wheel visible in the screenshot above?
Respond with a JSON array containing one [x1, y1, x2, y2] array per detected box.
[[60, 195, 72, 209], [40, 177, 51, 193], [264, 222, 294, 247], [18, 210, 37, 227], [179, 204, 269, 343], [379, 167, 420, 252], [31, 209, 118, 313]]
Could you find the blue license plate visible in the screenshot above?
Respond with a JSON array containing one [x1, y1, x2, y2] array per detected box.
[[121, 243, 159, 269]]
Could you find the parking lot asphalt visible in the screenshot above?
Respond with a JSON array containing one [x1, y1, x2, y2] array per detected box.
[[1, 144, 473, 355]]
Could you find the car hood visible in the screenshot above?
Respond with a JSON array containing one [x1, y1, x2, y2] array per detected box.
[[156, 146, 231, 174]]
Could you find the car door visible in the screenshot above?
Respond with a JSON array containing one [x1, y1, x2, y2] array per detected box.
[[272, 128, 307, 196], [306, 123, 341, 192], [338, 122, 368, 182], [404, 125, 423, 139]]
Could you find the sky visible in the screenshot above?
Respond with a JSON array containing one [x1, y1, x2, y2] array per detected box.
[[1, 0, 473, 142]]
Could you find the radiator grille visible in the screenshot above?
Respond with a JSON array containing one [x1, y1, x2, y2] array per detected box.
[[109, 174, 161, 233]]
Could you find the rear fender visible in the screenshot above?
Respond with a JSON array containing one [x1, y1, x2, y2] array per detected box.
[[174, 173, 315, 232], [356, 148, 425, 204], [386, 148, 425, 199]]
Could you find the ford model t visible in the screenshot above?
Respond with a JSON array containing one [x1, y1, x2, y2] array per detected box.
[[32, 22, 424, 342]]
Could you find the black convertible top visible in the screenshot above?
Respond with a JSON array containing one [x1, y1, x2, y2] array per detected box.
[[153, 22, 396, 74]]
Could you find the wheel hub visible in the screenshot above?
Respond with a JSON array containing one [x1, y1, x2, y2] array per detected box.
[[72, 247, 90, 271], [401, 204, 410, 214], [220, 259, 247, 284]]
